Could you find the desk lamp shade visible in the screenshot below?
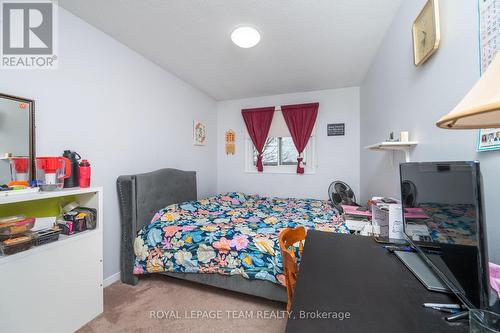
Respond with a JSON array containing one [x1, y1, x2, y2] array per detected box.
[[436, 53, 500, 129]]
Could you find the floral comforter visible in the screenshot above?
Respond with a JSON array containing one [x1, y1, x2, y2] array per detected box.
[[133, 192, 348, 286]]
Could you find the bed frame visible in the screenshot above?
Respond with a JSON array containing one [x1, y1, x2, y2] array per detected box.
[[117, 168, 287, 303]]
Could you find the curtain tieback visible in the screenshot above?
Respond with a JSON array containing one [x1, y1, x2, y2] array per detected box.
[[256, 153, 264, 172], [296, 156, 305, 174]]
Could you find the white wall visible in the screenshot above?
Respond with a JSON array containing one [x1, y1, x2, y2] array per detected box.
[[0, 8, 218, 279], [360, 0, 499, 263], [217, 87, 360, 200]]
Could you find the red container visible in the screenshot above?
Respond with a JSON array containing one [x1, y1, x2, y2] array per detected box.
[[79, 160, 91, 188], [35, 157, 71, 191], [11, 157, 29, 173], [10, 157, 30, 182]]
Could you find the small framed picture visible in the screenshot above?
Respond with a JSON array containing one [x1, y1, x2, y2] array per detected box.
[[477, 128, 500, 152], [193, 120, 206, 146]]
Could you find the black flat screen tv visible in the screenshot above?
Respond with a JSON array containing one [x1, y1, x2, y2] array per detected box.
[[400, 161, 490, 309]]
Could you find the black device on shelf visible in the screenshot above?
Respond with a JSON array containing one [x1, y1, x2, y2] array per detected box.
[[33, 228, 61, 246], [400, 161, 490, 311]]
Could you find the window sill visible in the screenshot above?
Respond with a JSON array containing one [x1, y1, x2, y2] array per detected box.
[[244, 168, 316, 175]]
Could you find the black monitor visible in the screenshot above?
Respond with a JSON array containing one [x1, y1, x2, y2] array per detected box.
[[400, 161, 490, 310]]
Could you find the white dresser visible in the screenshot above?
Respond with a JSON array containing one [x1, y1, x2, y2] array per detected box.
[[0, 187, 103, 333]]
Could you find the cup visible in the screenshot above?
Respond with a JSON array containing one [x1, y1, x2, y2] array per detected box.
[[400, 131, 410, 142], [470, 309, 500, 333]]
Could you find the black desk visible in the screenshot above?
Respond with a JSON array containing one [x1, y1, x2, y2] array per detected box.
[[285, 231, 468, 333]]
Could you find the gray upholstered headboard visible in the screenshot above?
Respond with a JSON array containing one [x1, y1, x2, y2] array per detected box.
[[117, 168, 197, 285]]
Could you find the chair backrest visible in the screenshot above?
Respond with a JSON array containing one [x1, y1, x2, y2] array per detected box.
[[279, 226, 306, 311]]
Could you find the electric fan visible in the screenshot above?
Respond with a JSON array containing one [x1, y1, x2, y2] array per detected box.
[[328, 181, 357, 213], [401, 180, 417, 208]]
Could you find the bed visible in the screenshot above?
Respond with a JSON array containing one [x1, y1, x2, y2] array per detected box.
[[117, 168, 347, 302]]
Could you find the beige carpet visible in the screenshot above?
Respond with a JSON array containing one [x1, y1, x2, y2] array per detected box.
[[77, 275, 287, 333]]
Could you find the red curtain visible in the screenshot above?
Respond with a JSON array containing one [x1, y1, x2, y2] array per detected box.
[[242, 107, 275, 172], [281, 103, 319, 174]]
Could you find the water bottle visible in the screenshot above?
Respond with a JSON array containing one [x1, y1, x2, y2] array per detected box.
[[62, 150, 81, 188], [79, 160, 91, 188]]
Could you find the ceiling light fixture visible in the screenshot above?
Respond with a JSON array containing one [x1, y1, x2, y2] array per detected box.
[[231, 26, 261, 48]]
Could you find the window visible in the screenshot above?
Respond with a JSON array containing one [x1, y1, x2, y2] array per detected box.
[[252, 137, 306, 166], [244, 109, 316, 174], [245, 136, 315, 174]]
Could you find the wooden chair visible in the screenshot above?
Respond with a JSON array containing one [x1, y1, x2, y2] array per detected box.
[[278, 226, 306, 311]]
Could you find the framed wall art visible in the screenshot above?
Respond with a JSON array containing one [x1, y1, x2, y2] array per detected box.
[[193, 120, 206, 146]]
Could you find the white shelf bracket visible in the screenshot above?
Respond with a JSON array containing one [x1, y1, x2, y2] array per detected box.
[[404, 148, 411, 163], [364, 141, 417, 164]]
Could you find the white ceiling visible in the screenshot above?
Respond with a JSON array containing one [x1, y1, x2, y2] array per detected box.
[[60, 0, 401, 101]]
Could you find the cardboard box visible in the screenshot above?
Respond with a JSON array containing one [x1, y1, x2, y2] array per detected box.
[[371, 203, 404, 239]]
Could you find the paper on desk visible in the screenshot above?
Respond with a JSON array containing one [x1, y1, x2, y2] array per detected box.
[[405, 224, 431, 241], [404, 208, 429, 219], [345, 219, 369, 232], [342, 205, 372, 217], [33, 217, 57, 231]]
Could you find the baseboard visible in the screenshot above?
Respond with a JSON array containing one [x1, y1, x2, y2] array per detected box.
[[103, 271, 121, 288]]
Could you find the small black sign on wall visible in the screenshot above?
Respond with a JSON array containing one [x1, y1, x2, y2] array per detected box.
[[327, 123, 345, 136]]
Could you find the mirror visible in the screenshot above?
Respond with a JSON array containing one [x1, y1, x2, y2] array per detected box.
[[0, 93, 35, 184]]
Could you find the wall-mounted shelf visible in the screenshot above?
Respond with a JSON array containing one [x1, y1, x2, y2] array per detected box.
[[365, 141, 418, 162]]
